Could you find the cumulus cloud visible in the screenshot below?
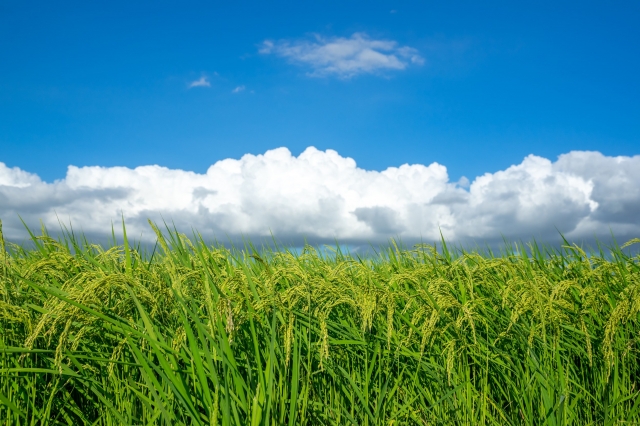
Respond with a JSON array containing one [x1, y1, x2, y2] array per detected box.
[[188, 76, 211, 88], [1, 148, 639, 247], [232, 85, 245, 93], [259, 33, 424, 78]]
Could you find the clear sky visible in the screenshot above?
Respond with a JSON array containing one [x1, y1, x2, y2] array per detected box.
[[1, 1, 639, 247]]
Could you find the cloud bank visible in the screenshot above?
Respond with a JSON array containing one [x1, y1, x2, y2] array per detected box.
[[259, 33, 424, 78], [1, 148, 639, 247]]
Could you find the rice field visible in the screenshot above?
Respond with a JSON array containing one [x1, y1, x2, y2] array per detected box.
[[1, 220, 639, 425]]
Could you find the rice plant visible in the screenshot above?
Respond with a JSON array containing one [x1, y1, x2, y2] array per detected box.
[[1, 219, 639, 425]]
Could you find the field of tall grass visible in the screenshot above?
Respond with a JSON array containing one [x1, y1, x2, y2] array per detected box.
[[1, 220, 639, 425]]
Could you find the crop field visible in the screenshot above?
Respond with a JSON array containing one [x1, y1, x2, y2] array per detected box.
[[1, 220, 639, 425]]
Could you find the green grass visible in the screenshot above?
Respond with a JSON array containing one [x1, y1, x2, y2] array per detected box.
[[1, 219, 639, 425]]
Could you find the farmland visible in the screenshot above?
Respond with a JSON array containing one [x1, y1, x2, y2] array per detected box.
[[1, 220, 639, 425]]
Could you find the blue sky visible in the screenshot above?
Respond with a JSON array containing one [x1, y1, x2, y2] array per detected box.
[[2, 0, 638, 181], [1, 1, 639, 246]]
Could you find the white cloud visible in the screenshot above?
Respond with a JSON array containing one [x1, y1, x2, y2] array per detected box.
[[232, 85, 245, 93], [1, 148, 639, 247], [259, 33, 424, 78], [188, 76, 211, 88], [0, 162, 41, 188]]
